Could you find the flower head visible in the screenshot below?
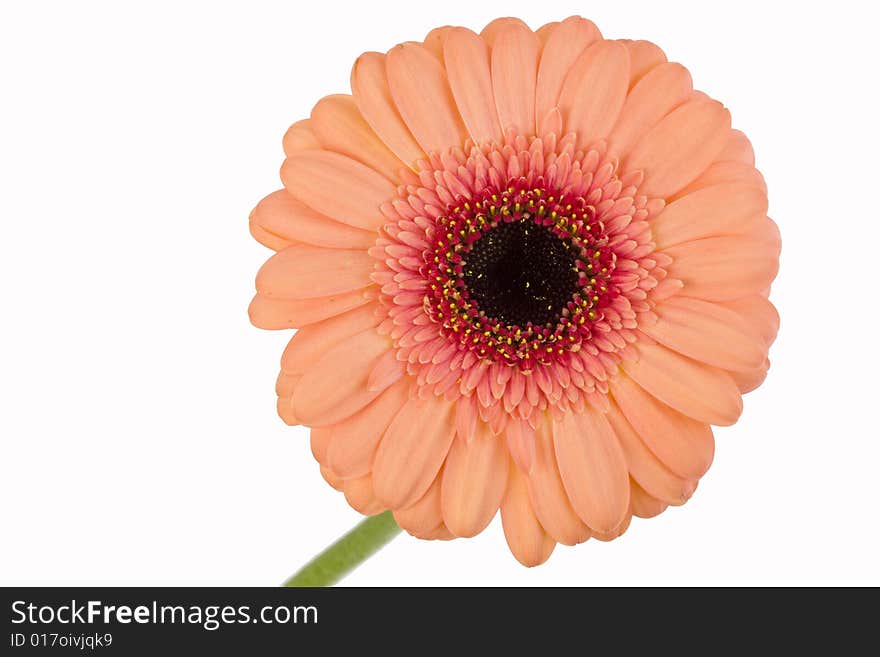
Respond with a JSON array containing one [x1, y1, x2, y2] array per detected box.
[[250, 16, 780, 565]]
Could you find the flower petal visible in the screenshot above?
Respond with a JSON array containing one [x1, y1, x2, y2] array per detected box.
[[281, 150, 394, 230], [480, 17, 530, 46], [623, 342, 743, 425], [441, 422, 508, 537], [665, 235, 780, 302], [393, 474, 443, 538], [525, 416, 591, 545], [535, 16, 601, 131], [652, 182, 768, 248], [553, 407, 630, 533], [505, 418, 536, 473], [320, 465, 343, 491], [490, 21, 540, 136], [292, 328, 391, 426], [311, 426, 333, 466], [718, 129, 755, 165], [256, 244, 374, 299], [350, 52, 425, 167], [325, 378, 410, 479], [607, 62, 693, 159], [558, 40, 630, 149], [443, 27, 501, 145], [630, 479, 669, 519], [622, 39, 667, 86], [720, 296, 780, 348], [248, 288, 372, 329], [343, 475, 386, 515], [624, 98, 731, 198], [310, 94, 405, 181], [282, 119, 321, 156], [250, 190, 376, 250], [728, 359, 770, 394], [422, 26, 452, 61], [673, 161, 767, 200], [249, 212, 297, 251], [385, 42, 467, 154], [501, 463, 556, 567], [276, 391, 300, 426], [280, 302, 380, 376], [611, 374, 715, 480], [590, 508, 632, 542], [643, 296, 767, 371], [606, 402, 696, 505], [535, 21, 559, 45], [373, 395, 456, 508]]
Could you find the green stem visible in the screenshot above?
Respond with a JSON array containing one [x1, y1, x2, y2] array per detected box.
[[283, 511, 402, 587]]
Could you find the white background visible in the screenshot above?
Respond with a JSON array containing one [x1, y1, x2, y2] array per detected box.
[[2, 0, 878, 586]]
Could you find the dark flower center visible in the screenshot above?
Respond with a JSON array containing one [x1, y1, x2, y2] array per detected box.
[[462, 220, 580, 327], [422, 182, 618, 368]]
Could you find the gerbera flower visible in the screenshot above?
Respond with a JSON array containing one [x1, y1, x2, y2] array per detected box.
[[249, 15, 780, 566]]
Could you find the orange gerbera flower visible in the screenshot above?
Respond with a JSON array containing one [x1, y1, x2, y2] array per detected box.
[[249, 16, 780, 566]]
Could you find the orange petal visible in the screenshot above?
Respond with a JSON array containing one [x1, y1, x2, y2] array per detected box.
[[276, 371, 299, 397], [501, 463, 556, 567], [422, 26, 452, 61], [558, 40, 630, 149], [673, 161, 767, 200], [652, 182, 768, 248], [665, 235, 780, 302], [281, 150, 394, 230], [343, 475, 386, 515], [247, 288, 372, 329], [553, 407, 630, 533], [607, 62, 693, 159], [443, 27, 501, 145], [310, 426, 333, 466], [490, 21, 540, 136], [292, 328, 391, 426], [718, 129, 755, 165], [249, 211, 296, 251], [505, 418, 536, 473], [606, 402, 696, 505], [256, 244, 373, 300], [282, 119, 321, 156], [643, 296, 766, 372], [367, 349, 406, 392], [525, 415, 591, 545], [373, 395, 456, 508], [590, 507, 632, 542], [325, 379, 410, 479], [320, 465, 343, 491], [250, 190, 375, 250], [393, 474, 443, 538], [385, 42, 467, 154], [611, 374, 715, 480], [350, 52, 425, 167], [622, 39, 667, 86], [280, 302, 380, 376], [310, 94, 404, 181], [623, 342, 743, 426], [720, 296, 780, 348], [277, 393, 300, 426], [535, 16, 601, 131], [629, 479, 669, 519], [624, 98, 731, 198], [535, 20, 559, 46], [728, 359, 770, 394], [441, 423, 508, 537], [480, 17, 531, 47], [421, 524, 456, 541]]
